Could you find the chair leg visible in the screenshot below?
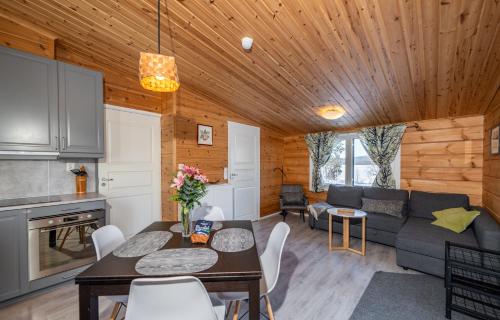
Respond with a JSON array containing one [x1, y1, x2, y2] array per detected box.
[[226, 300, 233, 319], [109, 302, 121, 320], [58, 227, 74, 251], [264, 295, 275, 320], [232, 300, 241, 320]]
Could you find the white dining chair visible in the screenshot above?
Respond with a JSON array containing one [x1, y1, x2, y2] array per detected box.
[[219, 222, 290, 320], [91, 225, 128, 320], [125, 276, 225, 320], [192, 205, 225, 221]]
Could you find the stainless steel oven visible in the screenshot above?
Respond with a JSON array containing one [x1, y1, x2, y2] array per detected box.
[[28, 209, 105, 281]]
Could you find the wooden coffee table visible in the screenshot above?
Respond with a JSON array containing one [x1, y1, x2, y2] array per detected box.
[[327, 208, 367, 256]]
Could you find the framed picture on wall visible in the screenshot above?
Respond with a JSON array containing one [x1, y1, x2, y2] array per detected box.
[[492, 125, 499, 155], [198, 124, 213, 145]]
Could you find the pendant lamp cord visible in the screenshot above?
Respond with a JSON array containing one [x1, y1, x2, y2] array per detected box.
[[157, 0, 161, 54], [156, 0, 176, 56], [164, 0, 176, 55]]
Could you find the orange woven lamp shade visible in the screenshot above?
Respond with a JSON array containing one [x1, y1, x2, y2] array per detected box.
[[139, 52, 180, 92]]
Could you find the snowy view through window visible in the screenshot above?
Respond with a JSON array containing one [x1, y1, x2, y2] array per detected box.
[[320, 138, 378, 187]]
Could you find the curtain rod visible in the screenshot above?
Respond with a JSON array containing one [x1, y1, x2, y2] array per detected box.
[[335, 122, 420, 134]]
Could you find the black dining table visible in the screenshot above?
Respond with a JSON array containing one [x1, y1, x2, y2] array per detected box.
[[76, 220, 262, 320]]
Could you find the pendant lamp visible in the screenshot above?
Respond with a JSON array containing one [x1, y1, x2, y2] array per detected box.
[[139, 0, 179, 92]]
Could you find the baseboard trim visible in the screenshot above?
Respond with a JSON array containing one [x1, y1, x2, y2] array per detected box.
[[259, 211, 280, 220]]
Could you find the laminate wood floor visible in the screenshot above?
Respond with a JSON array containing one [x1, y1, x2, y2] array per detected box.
[[0, 214, 414, 320]]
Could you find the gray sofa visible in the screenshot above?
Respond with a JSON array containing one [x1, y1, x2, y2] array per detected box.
[[309, 185, 409, 246], [309, 185, 500, 277], [396, 191, 500, 277]]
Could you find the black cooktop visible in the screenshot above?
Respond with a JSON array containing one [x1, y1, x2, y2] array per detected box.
[[0, 195, 62, 208]]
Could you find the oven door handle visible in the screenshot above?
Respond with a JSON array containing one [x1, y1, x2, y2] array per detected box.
[[39, 220, 100, 233]]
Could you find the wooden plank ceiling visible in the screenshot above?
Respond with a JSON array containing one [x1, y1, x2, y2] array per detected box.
[[0, 0, 498, 135]]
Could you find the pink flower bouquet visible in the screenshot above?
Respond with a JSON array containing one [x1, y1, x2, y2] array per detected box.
[[171, 165, 208, 236]]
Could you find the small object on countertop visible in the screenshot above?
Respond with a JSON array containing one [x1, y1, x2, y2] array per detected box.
[[191, 220, 212, 244], [72, 165, 88, 194], [70, 165, 88, 176]]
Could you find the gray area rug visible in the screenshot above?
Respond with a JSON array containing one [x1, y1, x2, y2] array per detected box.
[[350, 272, 474, 320]]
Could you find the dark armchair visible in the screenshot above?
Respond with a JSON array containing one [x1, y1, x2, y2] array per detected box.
[[280, 184, 308, 222]]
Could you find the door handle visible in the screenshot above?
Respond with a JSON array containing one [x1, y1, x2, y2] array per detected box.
[[230, 173, 238, 178], [101, 178, 114, 182]]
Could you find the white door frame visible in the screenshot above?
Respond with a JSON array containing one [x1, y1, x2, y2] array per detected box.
[[228, 121, 260, 221]]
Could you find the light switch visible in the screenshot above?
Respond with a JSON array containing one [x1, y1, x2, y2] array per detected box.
[[66, 163, 76, 172], [178, 163, 184, 170]]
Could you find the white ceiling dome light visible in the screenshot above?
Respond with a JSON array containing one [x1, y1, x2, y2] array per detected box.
[[319, 105, 346, 120], [241, 36, 254, 52]]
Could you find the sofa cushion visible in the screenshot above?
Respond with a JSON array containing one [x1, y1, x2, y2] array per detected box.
[[363, 187, 409, 215], [396, 217, 477, 260], [366, 212, 407, 233], [409, 191, 470, 220], [472, 208, 500, 251], [326, 185, 363, 209], [361, 198, 405, 218]]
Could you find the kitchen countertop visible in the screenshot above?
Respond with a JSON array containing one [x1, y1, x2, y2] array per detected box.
[[0, 192, 106, 212]]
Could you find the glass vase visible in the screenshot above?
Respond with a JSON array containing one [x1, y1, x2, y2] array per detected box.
[[180, 205, 192, 238]]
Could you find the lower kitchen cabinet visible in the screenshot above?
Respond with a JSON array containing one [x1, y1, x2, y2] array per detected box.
[[0, 209, 28, 302]]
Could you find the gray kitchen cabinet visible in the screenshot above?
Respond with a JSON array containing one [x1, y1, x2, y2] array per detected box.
[[0, 46, 59, 157], [0, 209, 28, 302], [58, 62, 104, 158]]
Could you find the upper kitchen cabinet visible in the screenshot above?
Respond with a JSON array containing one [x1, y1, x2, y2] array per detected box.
[[0, 46, 59, 158], [58, 62, 104, 158]]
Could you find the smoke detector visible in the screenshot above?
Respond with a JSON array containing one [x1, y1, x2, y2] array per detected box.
[[241, 36, 253, 52]]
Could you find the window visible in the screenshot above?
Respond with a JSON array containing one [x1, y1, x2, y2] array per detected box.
[[353, 138, 378, 186], [310, 133, 401, 190], [320, 139, 346, 185]]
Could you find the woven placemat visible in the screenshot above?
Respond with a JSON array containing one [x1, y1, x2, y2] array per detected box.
[[113, 231, 172, 258], [211, 228, 255, 252], [135, 248, 218, 275]]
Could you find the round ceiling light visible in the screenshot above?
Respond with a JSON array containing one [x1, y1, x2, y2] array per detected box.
[[319, 105, 346, 120]]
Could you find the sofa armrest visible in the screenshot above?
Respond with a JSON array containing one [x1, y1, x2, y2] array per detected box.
[[471, 206, 500, 252]]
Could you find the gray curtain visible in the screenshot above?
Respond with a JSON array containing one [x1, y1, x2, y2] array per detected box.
[[305, 131, 337, 192], [358, 124, 406, 189]]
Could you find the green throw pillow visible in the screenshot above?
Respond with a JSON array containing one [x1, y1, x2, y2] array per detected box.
[[431, 208, 480, 233], [432, 207, 468, 219]]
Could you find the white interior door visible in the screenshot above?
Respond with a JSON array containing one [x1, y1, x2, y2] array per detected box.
[[98, 105, 161, 238], [228, 121, 260, 221]]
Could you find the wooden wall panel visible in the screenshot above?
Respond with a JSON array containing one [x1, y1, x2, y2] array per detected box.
[[401, 116, 484, 206], [0, 14, 56, 59], [283, 116, 485, 206], [483, 101, 500, 222], [161, 88, 285, 220]]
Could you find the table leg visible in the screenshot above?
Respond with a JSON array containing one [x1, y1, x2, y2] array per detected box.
[[79, 285, 98, 320], [248, 279, 260, 320], [361, 217, 366, 256], [343, 217, 350, 249], [328, 213, 332, 251]]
